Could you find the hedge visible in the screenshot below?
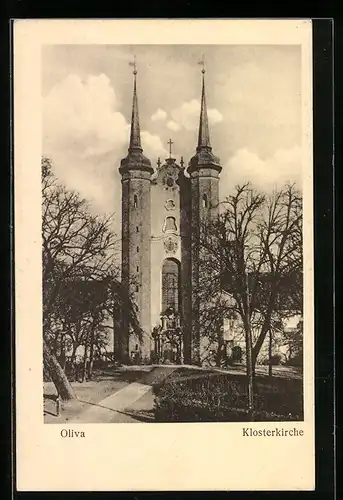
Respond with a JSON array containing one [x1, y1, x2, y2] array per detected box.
[[153, 369, 303, 422]]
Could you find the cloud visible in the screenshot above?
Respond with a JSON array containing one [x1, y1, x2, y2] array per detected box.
[[43, 73, 166, 216], [220, 145, 302, 197], [141, 131, 168, 159], [170, 99, 223, 132], [166, 120, 181, 132], [151, 108, 167, 122], [44, 73, 128, 151], [219, 57, 301, 156], [208, 108, 224, 125]]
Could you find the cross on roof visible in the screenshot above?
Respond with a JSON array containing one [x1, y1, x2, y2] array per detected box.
[[167, 138, 174, 158]]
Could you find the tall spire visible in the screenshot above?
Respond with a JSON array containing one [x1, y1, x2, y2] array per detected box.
[[197, 67, 211, 150], [188, 59, 221, 174], [129, 56, 142, 152], [119, 56, 152, 174]]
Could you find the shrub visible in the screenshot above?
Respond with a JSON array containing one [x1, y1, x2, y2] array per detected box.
[[286, 353, 303, 367], [259, 353, 284, 366], [150, 351, 159, 364], [270, 354, 282, 365], [153, 370, 303, 422]]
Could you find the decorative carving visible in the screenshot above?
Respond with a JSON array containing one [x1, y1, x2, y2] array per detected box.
[[164, 236, 178, 255], [163, 175, 175, 187], [165, 199, 176, 211]]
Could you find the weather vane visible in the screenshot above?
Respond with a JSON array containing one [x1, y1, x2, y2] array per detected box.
[[198, 54, 206, 74], [129, 54, 137, 75]]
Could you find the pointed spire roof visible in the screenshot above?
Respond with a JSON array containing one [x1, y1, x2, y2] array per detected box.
[[188, 65, 221, 175], [119, 59, 153, 175], [129, 68, 142, 152], [197, 70, 211, 150]]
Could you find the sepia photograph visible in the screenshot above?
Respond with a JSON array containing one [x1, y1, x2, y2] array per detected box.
[[15, 19, 315, 491], [42, 43, 304, 424]]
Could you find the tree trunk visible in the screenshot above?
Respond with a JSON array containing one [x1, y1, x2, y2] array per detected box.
[[81, 345, 88, 382], [43, 339, 76, 401], [60, 323, 67, 371], [53, 330, 60, 356], [252, 307, 273, 367], [88, 353, 94, 380], [70, 343, 77, 364], [244, 317, 254, 421], [59, 348, 66, 372], [268, 329, 273, 377], [87, 327, 95, 380], [244, 272, 254, 421], [216, 330, 224, 366]]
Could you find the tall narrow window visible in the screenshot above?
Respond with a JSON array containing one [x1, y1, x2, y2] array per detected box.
[[136, 285, 139, 292], [136, 226, 139, 233], [133, 195, 138, 208], [202, 194, 208, 208], [137, 265, 139, 272], [137, 246, 139, 253], [162, 258, 180, 313]]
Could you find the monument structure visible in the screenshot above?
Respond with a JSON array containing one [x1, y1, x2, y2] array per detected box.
[[118, 59, 222, 364]]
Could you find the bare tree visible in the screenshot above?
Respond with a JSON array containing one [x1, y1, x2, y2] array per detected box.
[[198, 182, 303, 416], [42, 157, 144, 398], [42, 157, 118, 400]]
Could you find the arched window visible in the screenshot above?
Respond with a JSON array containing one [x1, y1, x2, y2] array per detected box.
[[202, 194, 208, 208], [162, 258, 180, 313], [163, 216, 177, 233], [133, 195, 138, 208]]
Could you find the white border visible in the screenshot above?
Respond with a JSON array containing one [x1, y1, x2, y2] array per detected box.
[[14, 19, 314, 491]]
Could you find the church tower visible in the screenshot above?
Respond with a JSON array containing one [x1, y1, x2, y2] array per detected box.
[[118, 62, 154, 362], [188, 65, 222, 364]]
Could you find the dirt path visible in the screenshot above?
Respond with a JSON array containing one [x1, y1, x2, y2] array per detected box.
[[69, 382, 152, 423], [47, 366, 177, 424]]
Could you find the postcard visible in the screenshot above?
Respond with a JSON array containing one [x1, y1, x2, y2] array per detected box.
[[14, 18, 314, 491]]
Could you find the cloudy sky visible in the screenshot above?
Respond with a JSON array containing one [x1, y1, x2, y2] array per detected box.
[[42, 44, 302, 221]]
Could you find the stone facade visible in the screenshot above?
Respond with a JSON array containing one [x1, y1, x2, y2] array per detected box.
[[118, 70, 154, 362], [120, 168, 153, 360], [118, 69, 222, 364]]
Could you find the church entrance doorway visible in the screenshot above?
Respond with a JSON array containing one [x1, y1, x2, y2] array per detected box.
[[152, 310, 183, 364], [152, 259, 183, 364]]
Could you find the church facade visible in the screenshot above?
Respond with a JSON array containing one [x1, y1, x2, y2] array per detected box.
[[116, 66, 222, 365]]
